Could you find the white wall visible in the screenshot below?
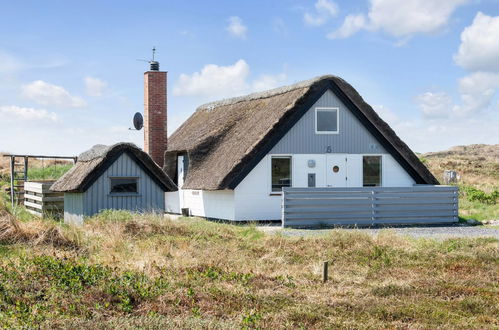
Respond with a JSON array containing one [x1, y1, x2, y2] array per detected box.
[[167, 188, 235, 220], [167, 152, 415, 221], [292, 154, 327, 187], [233, 153, 415, 220], [165, 191, 180, 213], [382, 154, 415, 186], [234, 155, 280, 221]]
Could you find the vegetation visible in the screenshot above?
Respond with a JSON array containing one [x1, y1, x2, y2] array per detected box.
[[0, 145, 496, 327], [422, 144, 499, 188], [422, 144, 499, 222], [0, 197, 497, 328], [26, 163, 73, 181]]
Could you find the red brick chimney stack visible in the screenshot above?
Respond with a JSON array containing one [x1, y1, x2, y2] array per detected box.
[[144, 61, 167, 167]]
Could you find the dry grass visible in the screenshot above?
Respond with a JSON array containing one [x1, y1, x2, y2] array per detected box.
[[422, 144, 499, 188], [0, 208, 497, 328], [0, 199, 79, 249]]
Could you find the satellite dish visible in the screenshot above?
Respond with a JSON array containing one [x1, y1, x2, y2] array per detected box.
[[133, 112, 143, 130]]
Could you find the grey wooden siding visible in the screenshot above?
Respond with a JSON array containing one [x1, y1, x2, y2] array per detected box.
[[270, 90, 387, 154], [64, 193, 84, 224], [62, 153, 165, 220], [282, 186, 458, 227]]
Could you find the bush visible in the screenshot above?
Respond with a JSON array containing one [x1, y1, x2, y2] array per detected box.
[[460, 186, 499, 205]]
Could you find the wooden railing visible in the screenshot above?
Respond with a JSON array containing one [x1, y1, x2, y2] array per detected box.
[[24, 181, 64, 218]]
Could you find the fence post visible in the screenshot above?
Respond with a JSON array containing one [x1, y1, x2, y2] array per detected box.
[[371, 189, 376, 225], [281, 188, 285, 228], [322, 261, 329, 283]]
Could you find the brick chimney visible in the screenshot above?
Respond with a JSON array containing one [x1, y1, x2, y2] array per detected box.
[[144, 61, 167, 167]]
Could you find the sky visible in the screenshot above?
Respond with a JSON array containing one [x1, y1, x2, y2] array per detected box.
[[0, 0, 498, 156]]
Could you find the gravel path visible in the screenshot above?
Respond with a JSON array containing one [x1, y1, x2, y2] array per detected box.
[[257, 225, 499, 240]]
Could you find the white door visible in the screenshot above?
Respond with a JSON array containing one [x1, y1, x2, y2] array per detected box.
[[326, 154, 347, 187]]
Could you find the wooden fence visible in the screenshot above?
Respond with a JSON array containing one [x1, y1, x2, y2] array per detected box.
[[24, 181, 64, 218], [281, 186, 458, 228]]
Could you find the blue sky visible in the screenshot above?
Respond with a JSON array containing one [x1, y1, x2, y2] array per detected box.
[[1, 0, 498, 156]]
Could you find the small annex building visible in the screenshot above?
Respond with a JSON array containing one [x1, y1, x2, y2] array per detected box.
[[51, 143, 176, 224], [163, 75, 440, 221]]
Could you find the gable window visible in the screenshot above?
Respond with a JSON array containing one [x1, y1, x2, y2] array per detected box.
[[110, 177, 138, 194], [271, 156, 292, 192], [363, 156, 382, 187], [315, 107, 339, 134]]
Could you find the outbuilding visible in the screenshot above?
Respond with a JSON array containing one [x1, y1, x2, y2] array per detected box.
[[51, 143, 176, 224]]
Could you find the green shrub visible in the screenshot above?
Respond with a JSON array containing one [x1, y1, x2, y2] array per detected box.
[[460, 186, 498, 205]]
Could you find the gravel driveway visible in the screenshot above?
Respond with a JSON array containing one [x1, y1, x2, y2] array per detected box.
[[258, 224, 499, 240]]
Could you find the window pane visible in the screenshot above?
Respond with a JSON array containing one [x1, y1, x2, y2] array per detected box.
[[272, 157, 291, 192], [363, 156, 381, 187], [317, 109, 338, 132], [110, 178, 138, 193]]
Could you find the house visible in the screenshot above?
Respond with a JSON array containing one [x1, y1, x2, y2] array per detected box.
[[50, 143, 176, 224], [160, 75, 439, 221]]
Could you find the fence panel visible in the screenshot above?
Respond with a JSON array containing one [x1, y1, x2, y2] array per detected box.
[[282, 186, 458, 227], [24, 181, 64, 218]]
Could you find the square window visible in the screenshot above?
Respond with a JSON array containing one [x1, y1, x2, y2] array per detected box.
[[271, 157, 291, 192], [110, 178, 138, 194], [316, 108, 339, 133]]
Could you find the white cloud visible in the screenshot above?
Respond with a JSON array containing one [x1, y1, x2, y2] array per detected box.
[[173, 60, 250, 98], [252, 73, 287, 92], [416, 13, 499, 119], [416, 73, 499, 118], [327, 14, 367, 39], [330, 0, 468, 39], [372, 105, 400, 125], [390, 114, 499, 153], [0, 105, 58, 122], [454, 72, 499, 115], [84, 77, 107, 97], [454, 12, 499, 72], [416, 92, 453, 118], [22, 80, 86, 108], [304, 0, 339, 26], [173, 60, 287, 100], [226, 16, 247, 39]]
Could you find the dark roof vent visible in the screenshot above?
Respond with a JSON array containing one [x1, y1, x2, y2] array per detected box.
[[149, 61, 159, 71]]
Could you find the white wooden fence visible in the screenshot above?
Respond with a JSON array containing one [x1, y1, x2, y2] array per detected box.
[[282, 186, 458, 227], [24, 181, 64, 218]]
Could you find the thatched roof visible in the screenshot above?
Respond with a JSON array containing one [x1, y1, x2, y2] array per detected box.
[[51, 143, 176, 193], [165, 75, 438, 190]]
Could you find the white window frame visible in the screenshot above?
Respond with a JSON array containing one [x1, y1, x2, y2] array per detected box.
[[270, 155, 293, 195], [315, 107, 339, 134]]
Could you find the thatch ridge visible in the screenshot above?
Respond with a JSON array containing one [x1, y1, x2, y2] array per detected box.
[[198, 75, 332, 111], [165, 75, 438, 190], [51, 143, 176, 193]]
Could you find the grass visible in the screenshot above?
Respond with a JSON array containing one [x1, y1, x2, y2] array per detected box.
[[458, 185, 499, 222], [459, 198, 499, 221], [24, 163, 73, 181], [0, 198, 497, 328]]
